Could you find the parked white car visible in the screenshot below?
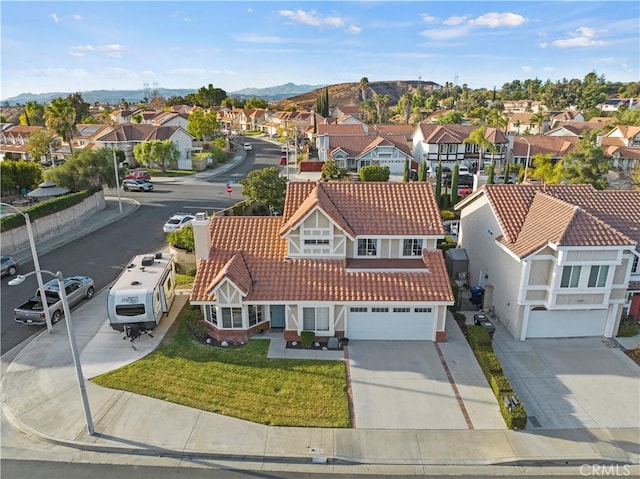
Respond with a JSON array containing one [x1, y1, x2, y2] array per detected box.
[[243, 143, 252, 151], [163, 213, 194, 233]]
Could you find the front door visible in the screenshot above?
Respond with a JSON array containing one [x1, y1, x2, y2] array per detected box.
[[270, 305, 285, 329]]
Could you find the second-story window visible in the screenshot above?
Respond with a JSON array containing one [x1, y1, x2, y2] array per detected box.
[[403, 239, 423, 256], [439, 144, 447, 154], [560, 265, 581, 288], [632, 256, 639, 274], [588, 265, 609, 288], [357, 238, 378, 256]]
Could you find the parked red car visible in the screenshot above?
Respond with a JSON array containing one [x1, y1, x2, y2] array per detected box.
[[125, 169, 151, 181], [279, 156, 287, 165]]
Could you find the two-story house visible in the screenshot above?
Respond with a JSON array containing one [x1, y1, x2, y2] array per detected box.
[[455, 184, 640, 340], [190, 181, 454, 343], [412, 124, 509, 172], [602, 125, 640, 171], [0, 125, 44, 161]]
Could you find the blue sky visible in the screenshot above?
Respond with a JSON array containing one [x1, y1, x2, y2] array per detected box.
[[1, 1, 638, 100]]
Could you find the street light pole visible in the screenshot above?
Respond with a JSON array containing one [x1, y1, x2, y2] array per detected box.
[[520, 137, 531, 183], [0, 202, 53, 333], [9, 270, 94, 436], [112, 148, 123, 213]]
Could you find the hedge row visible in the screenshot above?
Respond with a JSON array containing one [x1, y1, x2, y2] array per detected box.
[[467, 324, 528, 430], [0, 189, 95, 233]]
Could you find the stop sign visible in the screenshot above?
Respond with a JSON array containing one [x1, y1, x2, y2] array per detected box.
[[226, 185, 233, 194]]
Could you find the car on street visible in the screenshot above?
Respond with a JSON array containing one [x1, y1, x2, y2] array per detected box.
[[495, 174, 517, 184], [126, 169, 151, 181], [14, 275, 95, 326], [279, 155, 287, 165], [1, 255, 19, 277], [163, 213, 194, 233], [122, 179, 154, 192], [243, 143, 252, 151]]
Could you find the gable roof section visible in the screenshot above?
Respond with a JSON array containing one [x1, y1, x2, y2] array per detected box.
[[418, 124, 508, 145], [282, 181, 444, 237], [316, 124, 366, 135], [96, 124, 183, 142], [207, 250, 253, 296], [481, 184, 639, 258]]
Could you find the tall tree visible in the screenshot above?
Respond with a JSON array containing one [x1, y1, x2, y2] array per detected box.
[[187, 109, 220, 140], [27, 129, 58, 163], [0, 160, 43, 196], [530, 110, 548, 135], [241, 166, 287, 214], [45, 97, 77, 154], [577, 71, 607, 111], [403, 157, 410, 182], [463, 126, 491, 170], [561, 135, 611, 189], [195, 84, 227, 107], [133, 139, 180, 173], [529, 153, 563, 184], [44, 148, 117, 192], [435, 111, 463, 124], [321, 159, 347, 180], [359, 77, 369, 103], [66, 92, 90, 124], [435, 160, 443, 205], [418, 160, 427, 182], [450, 162, 459, 205], [19, 101, 45, 126], [398, 92, 413, 124]]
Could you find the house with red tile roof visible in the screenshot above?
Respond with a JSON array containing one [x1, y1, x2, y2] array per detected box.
[[455, 184, 640, 340], [412, 123, 509, 172], [190, 181, 454, 343], [0, 125, 44, 161], [602, 125, 640, 171]]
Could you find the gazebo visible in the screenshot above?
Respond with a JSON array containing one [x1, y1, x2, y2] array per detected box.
[[27, 181, 69, 201]]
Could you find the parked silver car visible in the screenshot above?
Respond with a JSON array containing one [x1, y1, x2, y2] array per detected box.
[[122, 179, 154, 192], [1, 255, 19, 277]]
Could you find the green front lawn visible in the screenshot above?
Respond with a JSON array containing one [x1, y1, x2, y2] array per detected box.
[[92, 307, 350, 427], [148, 168, 196, 177]]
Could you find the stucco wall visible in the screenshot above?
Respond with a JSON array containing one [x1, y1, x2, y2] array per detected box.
[[1, 190, 105, 256]]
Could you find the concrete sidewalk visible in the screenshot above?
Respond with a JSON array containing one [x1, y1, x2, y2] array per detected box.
[[2, 287, 639, 469]]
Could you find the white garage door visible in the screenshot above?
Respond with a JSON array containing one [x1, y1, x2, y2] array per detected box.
[[526, 309, 607, 338], [348, 307, 434, 340]]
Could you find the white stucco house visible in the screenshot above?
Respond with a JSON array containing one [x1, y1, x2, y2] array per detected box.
[[189, 181, 454, 343], [455, 184, 640, 340]]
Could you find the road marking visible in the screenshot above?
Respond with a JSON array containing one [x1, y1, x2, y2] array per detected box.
[[181, 206, 224, 211]]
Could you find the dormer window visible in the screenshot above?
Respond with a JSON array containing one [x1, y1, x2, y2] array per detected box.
[[357, 238, 378, 257], [403, 239, 423, 256]]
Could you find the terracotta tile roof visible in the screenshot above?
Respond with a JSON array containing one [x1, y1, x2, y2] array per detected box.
[[512, 136, 578, 157], [191, 183, 453, 304], [418, 124, 508, 145], [481, 184, 639, 258], [95, 124, 181, 142], [282, 181, 444, 236], [316, 124, 366, 135], [324, 134, 412, 158], [373, 124, 414, 136]]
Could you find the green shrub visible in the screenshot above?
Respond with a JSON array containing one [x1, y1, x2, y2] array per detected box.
[[301, 331, 315, 348], [475, 349, 503, 375], [489, 374, 512, 396], [441, 209, 456, 221], [617, 316, 640, 337], [498, 392, 527, 430], [467, 325, 492, 350], [186, 267, 197, 277], [167, 226, 194, 252]]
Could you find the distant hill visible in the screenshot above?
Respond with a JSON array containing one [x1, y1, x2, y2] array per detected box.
[[276, 80, 442, 110], [1, 83, 324, 106]]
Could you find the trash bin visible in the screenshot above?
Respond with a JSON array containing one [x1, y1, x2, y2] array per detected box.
[[470, 286, 485, 308]]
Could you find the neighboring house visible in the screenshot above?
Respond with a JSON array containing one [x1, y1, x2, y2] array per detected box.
[[237, 108, 269, 132], [0, 125, 44, 161], [108, 108, 144, 124], [602, 125, 640, 171], [332, 105, 364, 121], [315, 124, 367, 139], [95, 124, 196, 169], [549, 110, 585, 124], [412, 123, 509, 171], [598, 99, 626, 112], [372, 124, 415, 143], [510, 135, 578, 169], [317, 134, 414, 174], [545, 123, 596, 137], [190, 181, 454, 343], [455, 184, 640, 340], [506, 112, 549, 135], [70, 124, 113, 151], [262, 110, 313, 138], [149, 111, 189, 129]]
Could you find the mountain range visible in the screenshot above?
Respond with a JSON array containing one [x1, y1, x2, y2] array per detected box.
[[1, 83, 324, 106]]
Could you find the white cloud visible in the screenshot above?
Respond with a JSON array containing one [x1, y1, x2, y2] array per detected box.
[[552, 26, 607, 47], [30, 67, 88, 78], [346, 25, 362, 34], [280, 9, 344, 28], [73, 14, 82, 21], [247, 8, 253, 13], [99, 44, 126, 58], [50, 13, 59, 23], [69, 45, 95, 57], [420, 26, 470, 40], [521, 66, 533, 73], [235, 34, 287, 44], [421, 13, 437, 23], [469, 12, 526, 28], [443, 16, 467, 26]]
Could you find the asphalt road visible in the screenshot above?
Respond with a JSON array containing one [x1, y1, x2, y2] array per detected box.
[[1, 137, 283, 354]]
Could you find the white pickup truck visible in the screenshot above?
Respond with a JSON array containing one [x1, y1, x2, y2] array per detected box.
[[14, 276, 95, 326]]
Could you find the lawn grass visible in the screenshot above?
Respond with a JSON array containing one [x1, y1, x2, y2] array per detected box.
[[92, 306, 350, 427], [148, 168, 196, 177]]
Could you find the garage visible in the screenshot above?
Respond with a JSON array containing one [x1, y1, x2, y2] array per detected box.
[[526, 309, 608, 338], [347, 306, 435, 340]]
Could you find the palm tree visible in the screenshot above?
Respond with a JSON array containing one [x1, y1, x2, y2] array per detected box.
[[359, 77, 369, 103], [463, 125, 492, 171], [531, 110, 548, 135], [45, 97, 77, 155], [374, 94, 390, 124], [398, 93, 413, 124]]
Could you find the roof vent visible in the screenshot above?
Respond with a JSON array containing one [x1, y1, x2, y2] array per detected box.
[[131, 281, 142, 285], [195, 212, 208, 221], [141, 255, 155, 267]]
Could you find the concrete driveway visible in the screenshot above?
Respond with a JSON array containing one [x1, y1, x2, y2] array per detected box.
[[492, 324, 640, 429], [348, 316, 505, 430]]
